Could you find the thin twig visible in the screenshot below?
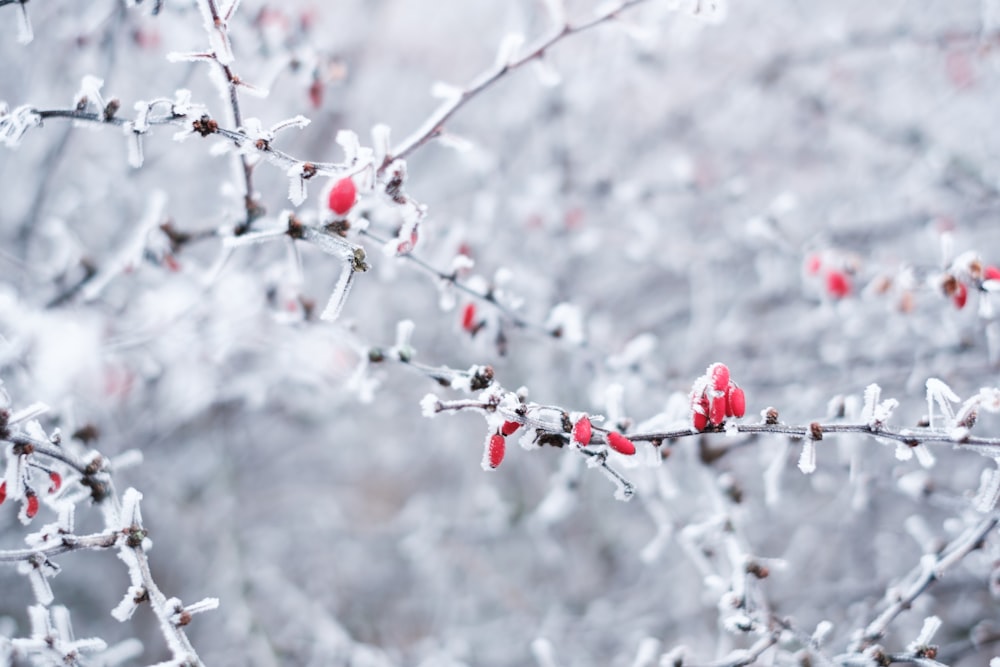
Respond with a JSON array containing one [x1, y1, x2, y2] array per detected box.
[[0, 531, 119, 564], [851, 515, 999, 652], [382, 0, 650, 172]]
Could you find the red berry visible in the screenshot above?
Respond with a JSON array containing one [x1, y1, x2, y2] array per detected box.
[[708, 363, 730, 392], [826, 270, 851, 299], [985, 265, 1000, 281], [484, 433, 506, 469], [728, 385, 746, 418], [606, 432, 636, 456], [709, 394, 727, 425], [327, 177, 356, 216], [691, 392, 710, 431], [461, 303, 477, 332], [0, 481, 6, 505], [572, 416, 592, 446], [48, 472, 61, 494], [500, 420, 520, 437], [953, 281, 968, 309], [805, 253, 823, 275], [25, 493, 39, 519]]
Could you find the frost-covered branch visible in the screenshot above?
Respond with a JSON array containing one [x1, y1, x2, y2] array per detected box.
[[850, 515, 999, 653]]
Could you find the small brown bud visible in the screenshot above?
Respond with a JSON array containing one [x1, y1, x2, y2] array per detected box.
[[809, 422, 823, 441], [765, 407, 779, 425]]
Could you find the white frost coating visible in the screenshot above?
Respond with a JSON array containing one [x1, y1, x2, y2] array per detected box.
[[545, 303, 586, 345], [420, 393, 442, 418], [531, 58, 562, 87], [861, 384, 880, 423], [974, 460, 1000, 513], [319, 261, 356, 322], [908, 615, 942, 650], [183, 597, 220, 615], [894, 442, 914, 461], [913, 444, 935, 469], [372, 124, 392, 165], [430, 81, 463, 101], [631, 637, 661, 667], [120, 488, 143, 530], [531, 638, 559, 667], [811, 620, 834, 646], [287, 165, 307, 206], [111, 585, 145, 622], [9, 401, 49, 425], [336, 129, 360, 162], [926, 378, 959, 428], [798, 440, 816, 474], [495, 33, 525, 67], [542, 0, 567, 26]]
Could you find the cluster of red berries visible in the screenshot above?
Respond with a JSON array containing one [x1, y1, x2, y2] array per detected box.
[[805, 253, 851, 299], [0, 470, 60, 520], [482, 413, 639, 470], [690, 363, 746, 431]]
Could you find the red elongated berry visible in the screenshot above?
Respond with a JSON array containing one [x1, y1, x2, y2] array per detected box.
[[985, 265, 1000, 281], [327, 177, 357, 216], [709, 394, 727, 425], [607, 432, 636, 456], [48, 472, 61, 494], [826, 270, 851, 299], [728, 384, 746, 418], [0, 481, 6, 505], [953, 281, 968, 309], [692, 392, 710, 431], [25, 493, 39, 519], [500, 420, 520, 437], [709, 363, 730, 393], [804, 253, 822, 275], [461, 303, 477, 332], [572, 415, 592, 446], [484, 433, 506, 470]]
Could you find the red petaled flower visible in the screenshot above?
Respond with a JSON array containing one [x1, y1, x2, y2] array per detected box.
[[606, 432, 636, 456], [327, 177, 357, 216], [572, 416, 592, 446], [953, 281, 968, 309], [500, 420, 520, 437], [484, 433, 506, 469], [25, 493, 39, 519], [461, 303, 477, 332], [48, 472, 62, 494]]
